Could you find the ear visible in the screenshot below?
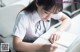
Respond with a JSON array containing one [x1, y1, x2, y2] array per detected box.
[[36, 2, 39, 8], [35, 0, 38, 7]]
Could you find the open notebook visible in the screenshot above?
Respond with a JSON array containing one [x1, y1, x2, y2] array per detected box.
[[34, 25, 78, 48]]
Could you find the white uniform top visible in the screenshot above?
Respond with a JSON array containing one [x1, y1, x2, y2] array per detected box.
[[13, 11, 63, 40]]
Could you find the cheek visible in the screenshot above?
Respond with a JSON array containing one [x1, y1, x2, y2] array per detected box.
[[42, 14, 48, 18], [38, 9, 46, 19], [42, 12, 48, 18], [40, 12, 48, 18]]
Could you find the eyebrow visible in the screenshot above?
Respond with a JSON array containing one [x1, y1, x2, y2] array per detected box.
[[47, 9, 60, 14], [43, 5, 61, 14]]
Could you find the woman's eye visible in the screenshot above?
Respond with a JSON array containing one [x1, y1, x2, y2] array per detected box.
[[44, 11, 49, 14]]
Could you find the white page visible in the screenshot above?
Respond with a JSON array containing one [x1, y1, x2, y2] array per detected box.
[[34, 25, 78, 47]]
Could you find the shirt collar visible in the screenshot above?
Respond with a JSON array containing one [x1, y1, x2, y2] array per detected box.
[[32, 11, 41, 24]]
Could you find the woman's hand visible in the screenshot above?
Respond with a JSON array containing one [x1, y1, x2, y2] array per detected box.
[[49, 31, 63, 43], [44, 43, 58, 52], [49, 43, 58, 52]]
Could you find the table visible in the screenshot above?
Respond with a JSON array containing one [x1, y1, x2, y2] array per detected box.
[[34, 25, 78, 52]]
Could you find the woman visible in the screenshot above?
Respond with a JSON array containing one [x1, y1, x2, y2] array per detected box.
[[13, 0, 70, 52]]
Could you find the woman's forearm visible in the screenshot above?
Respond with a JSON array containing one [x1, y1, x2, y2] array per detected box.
[[14, 41, 51, 51], [57, 17, 71, 32]]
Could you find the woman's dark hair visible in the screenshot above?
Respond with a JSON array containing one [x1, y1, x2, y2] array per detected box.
[[22, 0, 63, 13]]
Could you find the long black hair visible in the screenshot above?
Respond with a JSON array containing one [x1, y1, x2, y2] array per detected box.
[[22, 0, 63, 13]]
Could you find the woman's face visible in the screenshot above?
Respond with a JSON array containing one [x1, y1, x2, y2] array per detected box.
[[37, 5, 59, 21]]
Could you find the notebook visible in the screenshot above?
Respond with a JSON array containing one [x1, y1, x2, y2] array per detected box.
[[34, 25, 78, 48]]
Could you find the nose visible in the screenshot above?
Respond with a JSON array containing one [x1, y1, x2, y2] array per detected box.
[[46, 12, 51, 17]]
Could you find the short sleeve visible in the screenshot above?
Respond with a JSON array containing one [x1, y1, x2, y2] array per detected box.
[[13, 11, 29, 40], [53, 12, 63, 20]]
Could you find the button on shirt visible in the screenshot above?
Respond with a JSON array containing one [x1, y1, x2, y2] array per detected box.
[[13, 11, 63, 40]]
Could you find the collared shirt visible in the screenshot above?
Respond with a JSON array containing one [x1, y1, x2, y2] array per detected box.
[[13, 11, 63, 40]]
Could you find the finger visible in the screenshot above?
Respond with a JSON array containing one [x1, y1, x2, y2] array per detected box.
[[54, 34, 60, 41], [51, 43, 58, 51], [53, 34, 56, 42], [50, 34, 55, 43], [50, 34, 54, 43], [52, 34, 57, 43], [51, 44, 58, 48], [56, 33, 60, 41], [49, 39, 52, 44], [58, 35, 60, 40], [56, 35, 60, 41], [49, 35, 53, 43], [51, 34, 57, 43], [49, 34, 57, 43]]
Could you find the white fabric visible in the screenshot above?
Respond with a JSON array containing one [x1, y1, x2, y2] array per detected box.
[[35, 20, 48, 36], [13, 11, 64, 40], [53, 12, 63, 20]]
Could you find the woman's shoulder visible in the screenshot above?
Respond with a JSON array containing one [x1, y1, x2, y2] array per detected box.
[[17, 10, 37, 20], [18, 11, 28, 16], [19, 10, 35, 16]]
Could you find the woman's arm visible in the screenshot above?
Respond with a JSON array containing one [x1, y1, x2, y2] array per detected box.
[[49, 14, 71, 43], [13, 36, 52, 51], [56, 15, 71, 32]]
